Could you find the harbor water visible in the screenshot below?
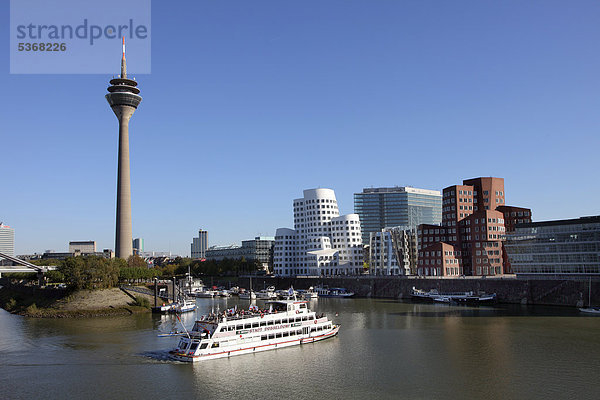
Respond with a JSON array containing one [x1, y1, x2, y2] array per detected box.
[[1, 298, 599, 399]]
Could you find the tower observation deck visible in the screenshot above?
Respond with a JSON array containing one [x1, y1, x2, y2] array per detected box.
[[106, 38, 142, 259]]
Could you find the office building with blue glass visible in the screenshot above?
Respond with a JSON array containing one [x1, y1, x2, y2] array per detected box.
[[354, 186, 442, 244]]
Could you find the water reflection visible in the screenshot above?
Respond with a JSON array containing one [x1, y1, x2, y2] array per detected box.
[[1, 298, 600, 400]]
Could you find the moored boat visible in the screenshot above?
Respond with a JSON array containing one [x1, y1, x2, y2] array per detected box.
[[316, 286, 354, 298], [169, 300, 339, 362], [302, 287, 319, 300], [256, 286, 277, 300], [239, 291, 256, 300], [411, 287, 496, 305]]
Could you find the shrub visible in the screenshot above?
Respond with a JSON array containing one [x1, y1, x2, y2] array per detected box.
[[25, 303, 40, 316], [134, 295, 150, 308], [5, 298, 17, 311]]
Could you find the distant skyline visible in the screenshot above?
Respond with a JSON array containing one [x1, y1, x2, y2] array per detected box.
[[2, 1, 599, 256]]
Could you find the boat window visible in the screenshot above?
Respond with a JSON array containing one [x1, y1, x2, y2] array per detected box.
[[308, 315, 314, 320], [267, 320, 274, 326], [211, 342, 219, 348], [244, 323, 251, 329], [276, 333, 282, 338], [296, 329, 302, 335], [295, 317, 301, 322], [275, 320, 281, 325], [268, 334, 275, 339], [302, 316, 308, 321], [300, 304, 307, 309], [290, 331, 295, 336], [200, 343, 208, 349], [190, 342, 199, 351], [311, 327, 316, 332], [283, 331, 289, 337], [178, 340, 187, 349], [252, 322, 259, 328], [236, 325, 243, 330], [261, 335, 267, 341], [260, 321, 266, 327], [228, 326, 234, 331]]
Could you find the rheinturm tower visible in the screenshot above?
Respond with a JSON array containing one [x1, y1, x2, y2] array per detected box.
[[106, 38, 142, 259]]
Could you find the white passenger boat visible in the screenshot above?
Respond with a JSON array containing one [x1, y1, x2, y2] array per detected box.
[[169, 300, 339, 362]]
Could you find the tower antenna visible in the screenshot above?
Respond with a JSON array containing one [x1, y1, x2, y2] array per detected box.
[[121, 37, 127, 79]]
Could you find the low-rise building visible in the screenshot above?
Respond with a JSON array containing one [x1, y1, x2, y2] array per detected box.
[[504, 216, 600, 276], [69, 241, 96, 253], [205, 237, 275, 270], [42, 249, 114, 259]]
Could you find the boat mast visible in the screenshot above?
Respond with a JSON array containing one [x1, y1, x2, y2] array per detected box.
[[589, 276, 592, 307]]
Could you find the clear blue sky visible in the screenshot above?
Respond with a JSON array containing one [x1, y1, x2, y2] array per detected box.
[[2, 1, 599, 256]]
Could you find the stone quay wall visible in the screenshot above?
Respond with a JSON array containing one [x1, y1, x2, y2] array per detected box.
[[241, 276, 600, 308]]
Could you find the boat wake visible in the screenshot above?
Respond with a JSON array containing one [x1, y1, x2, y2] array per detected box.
[[139, 350, 179, 363]]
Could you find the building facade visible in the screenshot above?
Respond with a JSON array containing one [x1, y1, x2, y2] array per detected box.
[[419, 177, 531, 277], [354, 186, 441, 244], [0, 223, 15, 257], [368, 227, 415, 276], [132, 238, 144, 255], [69, 241, 96, 253], [273, 188, 363, 277], [43, 249, 114, 260], [504, 216, 600, 275], [205, 237, 275, 269], [191, 229, 208, 259]]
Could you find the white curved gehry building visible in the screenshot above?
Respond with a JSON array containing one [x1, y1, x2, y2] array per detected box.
[[273, 188, 364, 276]]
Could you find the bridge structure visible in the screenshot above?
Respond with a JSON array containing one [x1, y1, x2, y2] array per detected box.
[[0, 252, 57, 284]]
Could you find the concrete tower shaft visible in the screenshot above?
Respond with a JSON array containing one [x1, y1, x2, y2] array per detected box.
[[106, 38, 142, 259]]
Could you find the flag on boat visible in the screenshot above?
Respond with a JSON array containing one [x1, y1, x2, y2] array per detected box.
[[269, 304, 273, 313], [227, 307, 235, 314], [249, 305, 259, 312], [288, 286, 294, 296]]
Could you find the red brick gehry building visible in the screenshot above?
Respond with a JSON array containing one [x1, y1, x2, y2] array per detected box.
[[417, 177, 531, 277]]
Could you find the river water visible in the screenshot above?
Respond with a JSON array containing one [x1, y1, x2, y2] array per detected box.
[[1, 298, 599, 400]]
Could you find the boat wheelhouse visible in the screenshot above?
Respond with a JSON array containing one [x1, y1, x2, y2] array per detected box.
[[169, 300, 339, 362]]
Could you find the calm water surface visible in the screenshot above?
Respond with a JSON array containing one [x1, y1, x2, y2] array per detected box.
[[1, 298, 599, 400]]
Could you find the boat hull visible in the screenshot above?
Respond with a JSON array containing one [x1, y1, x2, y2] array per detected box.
[[171, 325, 340, 362]]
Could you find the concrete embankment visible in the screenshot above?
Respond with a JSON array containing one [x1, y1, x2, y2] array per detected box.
[[242, 276, 599, 307]]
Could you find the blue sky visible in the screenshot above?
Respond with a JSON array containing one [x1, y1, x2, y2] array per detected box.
[[2, 0, 599, 256]]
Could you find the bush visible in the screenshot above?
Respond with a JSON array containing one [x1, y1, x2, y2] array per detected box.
[[5, 298, 17, 311], [134, 295, 150, 308], [25, 303, 40, 316]]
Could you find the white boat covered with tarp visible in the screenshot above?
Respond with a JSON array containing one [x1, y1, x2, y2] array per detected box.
[[169, 300, 339, 362]]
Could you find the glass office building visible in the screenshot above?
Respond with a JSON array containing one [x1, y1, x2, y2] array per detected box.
[[504, 216, 600, 275], [0, 223, 15, 257], [354, 187, 442, 244]]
